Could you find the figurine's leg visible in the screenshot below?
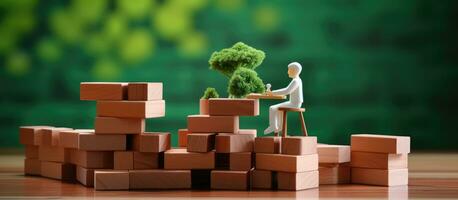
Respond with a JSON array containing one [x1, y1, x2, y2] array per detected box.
[[273, 102, 291, 132]]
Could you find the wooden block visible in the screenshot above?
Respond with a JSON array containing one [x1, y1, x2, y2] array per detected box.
[[133, 152, 162, 169], [281, 136, 317, 155], [178, 129, 190, 147], [191, 169, 211, 189], [24, 158, 41, 176], [114, 151, 134, 170], [187, 133, 215, 152], [208, 98, 259, 116], [351, 168, 408, 186], [351, 134, 410, 154], [254, 136, 281, 154], [80, 82, 127, 100], [94, 117, 145, 134], [317, 144, 351, 163], [80, 132, 126, 151], [132, 132, 171, 152], [252, 170, 273, 189], [39, 127, 73, 146], [129, 170, 191, 189], [319, 163, 351, 184], [127, 82, 162, 100], [69, 149, 113, 169], [38, 146, 70, 162], [277, 170, 319, 190], [41, 161, 75, 181], [94, 170, 129, 190], [230, 152, 253, 171], [187, 115, 239, 133], [211, 170, 250, 190], [351, 151, 408, 169], [19, 126, 53, 145], [256, 153, 318, 173], [199, 99, 209, 115], [237, 129, 257, 135], [164, 148, 214, 169], [215, 132, 256, 153], [96, 100, 165, 118], [59, 129, 92, 148], [76, 166, 95, 187], [25, 145, 39, 159]]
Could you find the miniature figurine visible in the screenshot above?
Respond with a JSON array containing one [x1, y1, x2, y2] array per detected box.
[[264, 62, 303, 134]]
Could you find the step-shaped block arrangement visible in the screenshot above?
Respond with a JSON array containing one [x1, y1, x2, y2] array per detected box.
[[19, 82, 170, 189], [254, 136, 319, 190], [350, 134, 410, 186], [176, 98, 260, 190], [317, 144, 351, 185]]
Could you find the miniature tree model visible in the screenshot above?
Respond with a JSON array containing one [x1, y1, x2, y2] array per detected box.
[[201, 87, 219, 99], [209, 42, 266, 98]]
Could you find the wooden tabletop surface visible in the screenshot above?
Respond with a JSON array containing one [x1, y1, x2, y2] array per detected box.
[[1, 152, 458, 199]]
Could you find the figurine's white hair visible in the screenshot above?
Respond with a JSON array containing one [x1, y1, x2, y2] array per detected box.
[[288, 62, 302, 75]]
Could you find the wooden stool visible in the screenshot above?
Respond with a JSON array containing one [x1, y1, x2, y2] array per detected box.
[[275, 107, 308, 137]]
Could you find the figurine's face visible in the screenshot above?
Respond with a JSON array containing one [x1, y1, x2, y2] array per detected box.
[[288, 68, 297, 78]]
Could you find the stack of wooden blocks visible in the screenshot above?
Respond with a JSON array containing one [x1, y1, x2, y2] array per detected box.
[[18, 81, 412, 191], [317, 144, 351, 184], [252, 136, 319, 190], [173, 98, 259, 190], [350, 134, 410, 186]]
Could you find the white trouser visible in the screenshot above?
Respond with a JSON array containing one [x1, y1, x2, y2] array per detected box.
[[269, 101, 302, 131]]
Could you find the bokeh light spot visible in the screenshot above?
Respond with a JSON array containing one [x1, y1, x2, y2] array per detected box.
[[36, 38, 61, 62], [117, 0, 155, 20], [6, 51, 30, 76], [153, 5, 192, 41], [91, 58, 121, 80], [119, 29, 154, 64], [178, 31, 208, 57], [253, 5, 280, 32]]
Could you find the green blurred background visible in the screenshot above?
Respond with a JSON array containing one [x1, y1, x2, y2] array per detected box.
[[1, 0, 457, 150]]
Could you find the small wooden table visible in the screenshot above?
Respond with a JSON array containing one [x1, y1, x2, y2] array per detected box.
[[246, 93, 286, 100]]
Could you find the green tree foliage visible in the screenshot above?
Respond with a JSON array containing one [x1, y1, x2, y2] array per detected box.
[[228, 68, 265, 98], [201, 87, 219, 99], [208, 42, 266, 98], [209, 42, 265, 77]]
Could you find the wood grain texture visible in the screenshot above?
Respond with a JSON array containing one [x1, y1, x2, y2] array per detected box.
[[132, 132, 170, 152], [208, 98, 259, 116], [187, 115, 239, 133], [129, 170, 191, 189], [351, 134, 410, 154], [1, 153, 458, 199], [19, 126, 53, 145], [94, 170, 129, 190], [127, 82, 162, 101], [187, 133, 216, 153], [317, 144, 351, 163], [69, 149, 113, 169], [256, 153, 318, 173], [351, 168, 409, 186], [94, 117, 145, 134], [254, 137, 281, 154], [281, 136, 317, 155], [215, 132, 256, 153], [96, 100, 165, 118], [351, 151, 408, 169], [164, 148, 214, 170], [80, 82, 127, 101], [277, 170, 319, 191], [211, 170, 250, 190], [319, 163, 351, 184]]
